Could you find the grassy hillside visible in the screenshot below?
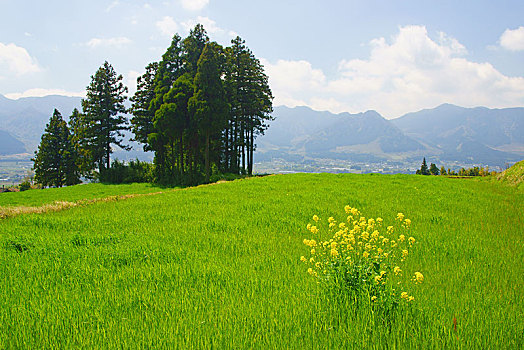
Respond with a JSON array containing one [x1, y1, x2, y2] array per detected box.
[[0, 183, 165, 207], [0, 174, 522, 348], [498, 159, 524, 189]]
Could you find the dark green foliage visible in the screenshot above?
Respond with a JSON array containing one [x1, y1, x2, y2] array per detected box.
[[416, 157, 430, 175], [98, 159, 154, 184], [129, 25, 273, 186], [81, 61, 129, 172], [18, 181, 31, 192], [32, 109, 80, 188], [429, 163, 440, 175], [440, 166, 447, 175], [189, 42, 228, 182]]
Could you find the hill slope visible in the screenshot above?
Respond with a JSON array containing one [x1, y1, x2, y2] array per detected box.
[[0, 174, 522, 348], [0, 130, 26, 155]]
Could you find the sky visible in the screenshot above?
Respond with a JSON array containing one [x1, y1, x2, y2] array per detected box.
[[1, 0, 524, 118]]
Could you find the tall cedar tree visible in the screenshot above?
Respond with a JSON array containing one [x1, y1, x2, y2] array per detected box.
[[129, 62, 158, 151], [33, 109, 80, 187], [189, 42, 228, 183], [81, 61, 129, 172], [68, 108, 93, 178]]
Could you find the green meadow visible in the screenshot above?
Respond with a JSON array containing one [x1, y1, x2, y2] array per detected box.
[[0, 174, 522, 348]]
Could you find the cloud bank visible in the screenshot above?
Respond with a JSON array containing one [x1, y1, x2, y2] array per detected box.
[[500, 26, 524, 51], [0, 42, 41, 77], [263, 25, 524, 118], [5, 88, 85, 100]]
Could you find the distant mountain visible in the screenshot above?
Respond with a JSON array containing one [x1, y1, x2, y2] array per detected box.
[[0, 130, 26, 155], [391, 104, 524, 165], [0, 94, 83, 152], [0, 94, 152, 161], [256, 106, 426, 163]]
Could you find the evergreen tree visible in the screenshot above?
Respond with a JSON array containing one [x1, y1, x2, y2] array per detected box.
[[81, 61, 129, 173], [418, 157, 430, 175], [68, 108, 93, 178], [130, 62, 158, 151], [440, 166, 447, 176], [33, 109, 80, 187], [429, 163, 440, 175], [188, 42, 228, 182]]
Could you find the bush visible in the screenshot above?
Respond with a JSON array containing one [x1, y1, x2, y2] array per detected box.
[[18, 181, 32, 192], [98, 159, 154, 184], [301, 206, 423, 315]]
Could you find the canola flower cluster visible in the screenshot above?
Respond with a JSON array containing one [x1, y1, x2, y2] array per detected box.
[[301, 206, 423, 306]]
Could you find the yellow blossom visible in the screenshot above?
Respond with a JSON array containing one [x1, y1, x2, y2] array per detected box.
[[399, 234, 405, 242], [382, 238, 389, 245], [339, 222, 346, 229], [310, 226, 319, 234], [413, 272, 424, 284], [397, 213, 405, 221], [329, 222, 336, 229], [344, 205, 351, 214], [394, 266, 402, 275], [306, 223, 312, 231], [383, 253, 389, 258], [371, 296, 377, 302], [402, 249, 408, 258], [328, 216, 335, 223], [331, 248, 339, 256], [401, 292, 408, 299], [404, 218, 411, 226], [409, 237, 416, 245], [387, 226, 394, 233], [377, 248, 383, 254], [374, 276, 381, 284], [311, 249, 316, 255], [313, 215, 319, 222], [408, 296, 415, 302], [300, 256, 307, 262], [362, 251, 369, 258], [309, 257, 315, 263]]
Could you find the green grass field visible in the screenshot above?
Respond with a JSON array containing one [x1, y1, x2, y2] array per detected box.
[[0, 174, 522, 348], [0, 182, 166, 207]]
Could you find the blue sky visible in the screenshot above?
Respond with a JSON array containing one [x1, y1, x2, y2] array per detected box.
[[1, 0, 523, 117]]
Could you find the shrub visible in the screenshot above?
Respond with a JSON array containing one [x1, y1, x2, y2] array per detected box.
[[98, 159, 154, 184], [18, 181, 32, 192], [301, 206, 423, 314]]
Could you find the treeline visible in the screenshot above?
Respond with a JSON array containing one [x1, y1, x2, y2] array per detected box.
[[32, 25, 273, 187], [416, 157, 494, 176]]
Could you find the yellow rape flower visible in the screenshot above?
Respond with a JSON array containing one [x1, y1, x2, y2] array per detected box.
[[344, 205, 351, 214], [377, 248, 383, 254], [310, 226, 319, 234], [309, 257, 315, 263], [404, 218, 411, 226], [339, 222, 346, 229], [394, 266, 402, 275], [371, 296, 377, 302], [399, 234, 405, 242], [331, 248, 339, 257], [413, 272, 424, 283], [402, 249, 408, 258], [313, 215, 320, 222], [387, 226, 394, 233], [408, 296, 415, 302], [374, 276, 381, 284], [306, 223, 312, 230], [396, 213, 405, 221], [409, 237, 416, 245], [401, 292, 408, 299], [300, 256, 307, 262], [328, 216, 335, 223], [329, 222, 336, 229], [310, 249, 316, 255], [362, 251, 370, 258]]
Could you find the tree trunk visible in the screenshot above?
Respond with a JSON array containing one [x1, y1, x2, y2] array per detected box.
[[249, 123, 254, 176], [205, 130, 210, 183]]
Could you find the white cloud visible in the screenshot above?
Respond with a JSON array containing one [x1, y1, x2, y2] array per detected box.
[[263, 25, 524, 118], [126, 70, 142, 96], [105, 0, 120, 12], [86, 37, 132, 49], [181, 16, 236, 44], [156, 16, 179, 36], [0, 42, 41, 76], [5, 88, 85, 100], [180, 0, 209, 11], [500, 26, 524, 51]]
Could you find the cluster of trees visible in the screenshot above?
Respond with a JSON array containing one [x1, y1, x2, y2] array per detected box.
[[33, 25, 273, 187], [416, 158, 493, 177], [131, 26, 273, 184]]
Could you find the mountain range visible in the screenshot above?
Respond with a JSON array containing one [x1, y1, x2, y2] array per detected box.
[[1, 94, 522, 168]]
